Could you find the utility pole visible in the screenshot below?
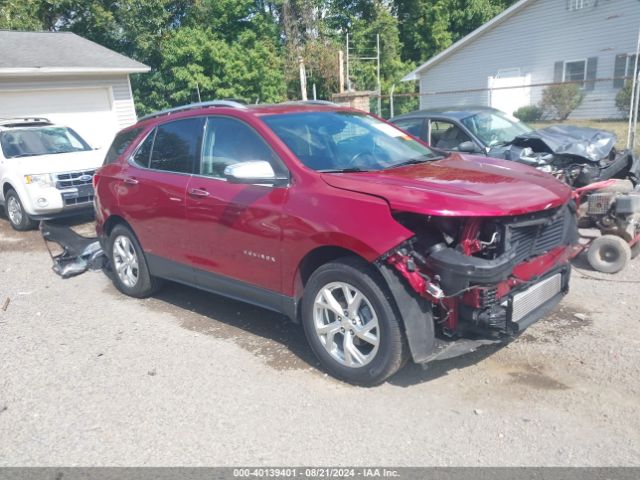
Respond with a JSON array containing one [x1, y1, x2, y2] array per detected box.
[[376, 33, 381, 116], [627, 26, 640, 149], [338, 50, 345, 93], [298, 56, 307, 101], [346, 33, 351, 91]]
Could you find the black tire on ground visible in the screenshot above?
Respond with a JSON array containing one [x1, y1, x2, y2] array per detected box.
[[107, 224, 162, 298], [301, 257, 408, 386], [587, 234, 631, 274], [4, 189, 37, 231]]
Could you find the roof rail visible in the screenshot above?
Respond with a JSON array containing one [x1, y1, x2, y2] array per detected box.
[[0, 117, 52, 127], [284, 100, 337, 106], [138, 100, 247, 122]]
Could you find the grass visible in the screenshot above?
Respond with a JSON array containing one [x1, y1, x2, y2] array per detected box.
[[529, 120, 640, 155]]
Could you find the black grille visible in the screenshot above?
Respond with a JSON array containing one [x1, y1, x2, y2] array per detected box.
[[64, 195, 94, 206], [55, 170, 95, 189], [506, 210, 567, 263]]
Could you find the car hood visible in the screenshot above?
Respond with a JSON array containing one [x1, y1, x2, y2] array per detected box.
[[320, 154, 572, 217], [499, 125, 617, 162], [11, 149, 104, 175]]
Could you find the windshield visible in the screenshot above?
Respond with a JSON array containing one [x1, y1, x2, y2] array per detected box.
[[262, 111, 441, 172], [461, 111, 532, 147], [0, 126, 91, 159]]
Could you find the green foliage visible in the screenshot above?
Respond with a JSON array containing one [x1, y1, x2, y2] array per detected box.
[[0, 0, 518, 117], [615, 82, 634, 119], [540, 84, 584, 120], [394, 0, 517, 63], [513, 105, 543, 123]]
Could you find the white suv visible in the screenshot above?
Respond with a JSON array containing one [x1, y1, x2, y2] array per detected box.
[[0, 118, 104, 230]]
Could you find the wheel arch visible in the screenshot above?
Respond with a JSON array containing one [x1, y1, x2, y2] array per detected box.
[[290, 245, 370, 322], [103, 214, 133, 237], [2, 181, 15, 200]]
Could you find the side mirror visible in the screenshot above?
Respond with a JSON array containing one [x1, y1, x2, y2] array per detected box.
[[224, 161, 287, 186], [457, 141, 478, 153]]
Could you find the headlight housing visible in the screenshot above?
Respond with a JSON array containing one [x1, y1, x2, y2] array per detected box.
[[24, 174, 54, 187]]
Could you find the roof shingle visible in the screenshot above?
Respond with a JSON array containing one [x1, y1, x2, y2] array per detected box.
[[0, 31, 150, 73]]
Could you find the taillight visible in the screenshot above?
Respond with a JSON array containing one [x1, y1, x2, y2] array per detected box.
[[93, 173, 100, 188]]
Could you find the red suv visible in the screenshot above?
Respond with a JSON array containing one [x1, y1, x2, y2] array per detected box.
[[95, 100, 579, 386]]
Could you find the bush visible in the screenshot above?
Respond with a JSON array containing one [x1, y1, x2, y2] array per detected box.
[[540, 83, 584, 120], [513, 105, 543, 123], [615, 81, 634, 118]]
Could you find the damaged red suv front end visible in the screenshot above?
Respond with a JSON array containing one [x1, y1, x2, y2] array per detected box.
[[319, 154, 580, 363]]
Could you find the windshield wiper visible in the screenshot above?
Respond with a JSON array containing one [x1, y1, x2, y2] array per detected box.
[[388, 156, 442, 169], [318, 167, 370, 173]]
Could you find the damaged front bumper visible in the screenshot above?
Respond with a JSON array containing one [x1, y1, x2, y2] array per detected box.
[[574, 150, 638, 187], [378, 206, 581, 364], [40, 222, 106, 278]]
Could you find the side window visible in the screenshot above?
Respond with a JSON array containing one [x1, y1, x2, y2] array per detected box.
[[150, 118, 204, 174], [429, 120, 472, 151], [201, 117, 284, 179], [104, 127, 143, 165], [393, 118, 424, 139], [131, 129, 155, 168]]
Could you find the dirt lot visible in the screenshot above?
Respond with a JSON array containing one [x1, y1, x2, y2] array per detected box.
[[0, 215, 639, 466]]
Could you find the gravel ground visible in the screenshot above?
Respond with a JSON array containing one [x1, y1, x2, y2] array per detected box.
[[0, 215, 639, 466]]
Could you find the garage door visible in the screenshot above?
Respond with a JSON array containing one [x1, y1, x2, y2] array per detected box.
[[0, 88, 120, 149]]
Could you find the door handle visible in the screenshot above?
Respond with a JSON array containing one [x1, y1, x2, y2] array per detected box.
[[124, 177, 139, 185], [188, 188, 210, 197]]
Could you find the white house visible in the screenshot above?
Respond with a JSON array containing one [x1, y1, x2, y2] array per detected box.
[[0, 31, 149, 148], [402, 0, 640, 119]]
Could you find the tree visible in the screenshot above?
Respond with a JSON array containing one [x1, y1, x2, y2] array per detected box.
[[394, 0, 517, 64], [154, 27, 285, 113], [616, 82, 635, 119], [540, 84, 584, 120]]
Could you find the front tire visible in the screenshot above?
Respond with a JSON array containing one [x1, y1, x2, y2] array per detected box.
[[107, 224, 161, 298], [301, 258, 407, 386], [5, 189, 37, 231]]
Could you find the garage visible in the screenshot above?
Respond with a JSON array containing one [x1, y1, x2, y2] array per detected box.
[[0, 87, 120, 149], [0, 31, 149, 149]]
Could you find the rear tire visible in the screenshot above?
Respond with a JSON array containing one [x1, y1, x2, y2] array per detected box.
[[301, 257, 407, 386], [107, 224, 162, 298], [587, 234, 631, 274], [5, 189, 37, 231]]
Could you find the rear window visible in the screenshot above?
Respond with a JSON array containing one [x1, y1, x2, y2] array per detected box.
[[104, 128, 143, 165], [149, 118, 204, 174]]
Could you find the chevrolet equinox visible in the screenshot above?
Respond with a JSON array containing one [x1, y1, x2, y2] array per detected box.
[[94, 100, 579, 386]]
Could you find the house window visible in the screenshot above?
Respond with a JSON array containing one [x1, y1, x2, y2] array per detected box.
[[564, 60, 586, 83], [614, 54, 638, 88], [568, 0, 589, 10], [626, 55, 638, 79]]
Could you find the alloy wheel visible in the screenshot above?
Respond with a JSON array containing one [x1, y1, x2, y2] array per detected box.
[[113, 235, 139, 288], [313, 281, 380, 368], [7, 196, 23, 226]]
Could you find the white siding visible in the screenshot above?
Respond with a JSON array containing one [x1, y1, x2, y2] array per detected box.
[[0, 74, 138, 129], [417, 0, 640, 119]]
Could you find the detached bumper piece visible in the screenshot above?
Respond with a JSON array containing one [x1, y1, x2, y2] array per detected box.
[[40, 221, 106, 278]]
